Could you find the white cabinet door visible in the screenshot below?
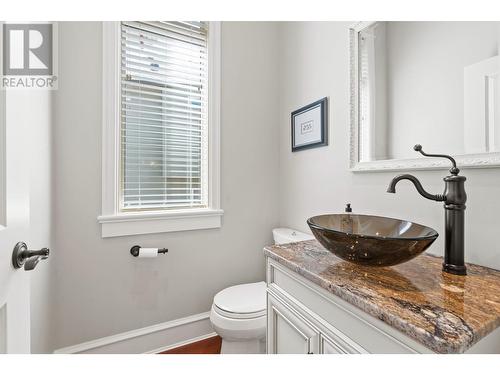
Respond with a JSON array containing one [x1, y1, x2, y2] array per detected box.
[[267, 293, 319, 354], [320, 335, 346, 354]]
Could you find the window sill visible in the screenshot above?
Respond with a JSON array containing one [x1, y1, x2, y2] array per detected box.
[[97, 208, 224, 238]]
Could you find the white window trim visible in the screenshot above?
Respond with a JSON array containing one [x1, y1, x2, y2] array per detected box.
[[98, 21, 222, 238]]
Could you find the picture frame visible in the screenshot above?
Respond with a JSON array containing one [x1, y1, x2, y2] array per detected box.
[[291, 97, 328, 152]]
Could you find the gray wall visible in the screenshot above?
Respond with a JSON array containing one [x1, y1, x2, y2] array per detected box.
[[49, 22, 280, 351], [277, 22, 500, 272]]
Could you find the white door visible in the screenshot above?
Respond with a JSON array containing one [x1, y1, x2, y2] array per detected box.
[[0, 87, 47, 353], [267, 293, 320, 354]]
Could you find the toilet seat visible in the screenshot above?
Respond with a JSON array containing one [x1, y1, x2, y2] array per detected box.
[[210, 281, 267, 346], [213, 281, 266, 318], [212, 303, 265, 320]]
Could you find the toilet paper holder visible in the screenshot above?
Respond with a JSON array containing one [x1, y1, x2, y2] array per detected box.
[[130, 245, 168, 257]]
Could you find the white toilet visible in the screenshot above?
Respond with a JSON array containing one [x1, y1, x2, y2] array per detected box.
[[210, 228, 314, 354]]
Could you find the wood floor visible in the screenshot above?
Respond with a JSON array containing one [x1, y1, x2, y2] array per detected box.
[[159, 335, 222, 354]]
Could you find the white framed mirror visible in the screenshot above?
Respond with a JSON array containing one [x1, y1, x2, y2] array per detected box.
[[350, 21, 500, 172]]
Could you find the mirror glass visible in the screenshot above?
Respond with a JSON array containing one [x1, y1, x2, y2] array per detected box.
[[357, 22, 500, 163]]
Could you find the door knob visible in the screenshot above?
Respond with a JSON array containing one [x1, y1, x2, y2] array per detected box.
[[12, 242, 50, 271]]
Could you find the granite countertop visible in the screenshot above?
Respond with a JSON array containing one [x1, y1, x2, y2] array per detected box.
[[263, 240, 500, 353]]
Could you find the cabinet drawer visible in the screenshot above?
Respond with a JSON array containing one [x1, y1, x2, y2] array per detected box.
[[267, 258, 430, 353]]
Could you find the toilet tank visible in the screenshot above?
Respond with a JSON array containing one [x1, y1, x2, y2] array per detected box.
[[272, 228, 314, 245]]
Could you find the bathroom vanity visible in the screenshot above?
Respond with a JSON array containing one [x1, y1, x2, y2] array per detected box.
[[263, 240, 500, 354]]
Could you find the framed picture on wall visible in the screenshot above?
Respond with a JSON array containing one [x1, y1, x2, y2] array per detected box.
[[291, 97, 328, 152]]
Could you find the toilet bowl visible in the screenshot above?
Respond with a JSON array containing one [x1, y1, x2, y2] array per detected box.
[[210, 282, 267, 354], [210, 228, 314, 354]]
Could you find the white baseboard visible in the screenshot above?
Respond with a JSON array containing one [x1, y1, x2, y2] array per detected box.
[[54, 311, 215, 354]]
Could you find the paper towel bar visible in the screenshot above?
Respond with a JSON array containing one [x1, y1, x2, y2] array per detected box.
[[130, 245, 168, 257]]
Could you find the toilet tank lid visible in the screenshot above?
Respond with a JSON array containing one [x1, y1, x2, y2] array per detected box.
[[272, 227, 314, 242], [213, 282, 266, 314]]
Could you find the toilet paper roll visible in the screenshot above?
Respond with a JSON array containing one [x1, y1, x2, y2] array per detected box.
[[137, 248, 158, 258]]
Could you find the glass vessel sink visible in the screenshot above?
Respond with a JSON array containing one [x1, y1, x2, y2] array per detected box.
[[307, 214, 438, 267]]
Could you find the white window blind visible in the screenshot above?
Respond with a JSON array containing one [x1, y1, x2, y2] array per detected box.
[[120, 21, 209, 211]]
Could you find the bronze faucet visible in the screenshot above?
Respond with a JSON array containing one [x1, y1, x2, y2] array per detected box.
[[387, 145, 467, 275]]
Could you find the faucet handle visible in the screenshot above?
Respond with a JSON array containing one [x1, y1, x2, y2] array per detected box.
[[413, 144, 459, 175]]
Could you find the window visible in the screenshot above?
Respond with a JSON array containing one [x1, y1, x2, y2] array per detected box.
[[121, 22, 208, 211], [99, 22, 222, 238]]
